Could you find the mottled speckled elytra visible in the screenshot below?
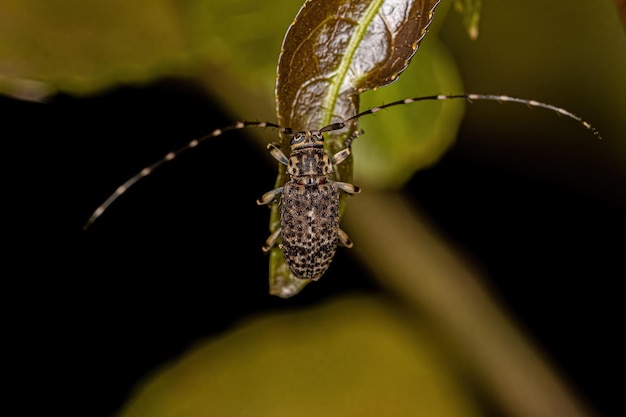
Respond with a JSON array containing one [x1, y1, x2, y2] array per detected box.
[[255, 130, 361, 280], [84, 94, 600, 281]]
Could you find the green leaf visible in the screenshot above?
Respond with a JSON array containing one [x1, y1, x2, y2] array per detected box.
[[0, 0, 193, 100], [354, 33, 464, 188], [276, 0, 443, 132], [115, 295, 481, 417], [0, 0, 302, 103], [267, 0, 448, 297]]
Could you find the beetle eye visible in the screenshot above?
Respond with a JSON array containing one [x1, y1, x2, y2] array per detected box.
[[291, 133, 306, 145]]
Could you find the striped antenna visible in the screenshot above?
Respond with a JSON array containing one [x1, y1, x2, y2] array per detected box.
[[83, 121, 290, 230], [321, 94, 601, 139], [84, 93, 600, 229]]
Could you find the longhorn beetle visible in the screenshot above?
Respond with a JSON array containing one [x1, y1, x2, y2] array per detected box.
[[84, 94, 600, 281]]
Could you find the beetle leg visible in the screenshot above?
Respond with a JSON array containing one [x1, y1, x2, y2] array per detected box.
[[256, 187, 283, 205], [332, 129, 362, 166], [343, 129, 362, 150], [262, 227, 282, 252], [336, 181, 360, 195], [337, 228, 353, 248], [266, 142, 289, 166], [331, 148, 351, 166]]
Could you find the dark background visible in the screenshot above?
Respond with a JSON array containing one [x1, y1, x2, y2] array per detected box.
[[4, 79, 622, 417]]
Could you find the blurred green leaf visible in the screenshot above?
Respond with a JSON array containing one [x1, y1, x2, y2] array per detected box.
[[116, 295, 481, 417], [0, 0, 303, 102], [0, 0, 464, 191], [0, 0, 193, 99], [355, 28, 464, 188]]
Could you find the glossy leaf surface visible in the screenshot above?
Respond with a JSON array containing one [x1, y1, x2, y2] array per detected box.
[[276, 0, 442, 132]]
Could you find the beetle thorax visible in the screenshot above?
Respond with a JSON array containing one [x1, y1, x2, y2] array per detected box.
[[287, 147, 332, 179], [287, 131, 333, 180]]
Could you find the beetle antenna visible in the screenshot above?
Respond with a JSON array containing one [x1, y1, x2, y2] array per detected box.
[[83, 121, 291, 230], [321, 93, 601, 139]]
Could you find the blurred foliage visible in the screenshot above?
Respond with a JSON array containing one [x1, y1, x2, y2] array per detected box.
[[0, 0, 301, 107], [453, 0, 481, 39], [116, 294, 481, 417], [4, 0, 622, 192], [0, 0, 191, 99], [3, 1, 624, 417], [0, 0, 465, 188]]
